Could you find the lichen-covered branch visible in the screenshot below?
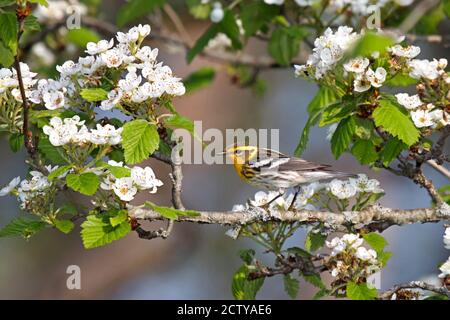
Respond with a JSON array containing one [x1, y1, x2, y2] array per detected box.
[[379, 281, 450, 300], [129, 203, 450, 232]]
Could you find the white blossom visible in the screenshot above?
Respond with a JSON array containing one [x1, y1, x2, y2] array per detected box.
[[328, 179, 357, 199], [112, 177, 137, 201], [408, 58, 447, 80], [344, 57, 370, 74], [86, 39, 114, 55], [411, 109, 434, 128], [131, 166, 163, 193], [89, 124, 123, 145], [355, 246, 377, 262], [389, 44, 420, 58], [444, 227, 450, 250], [210, 2, 224, 23], [100, 48, 124, 68], [0, 176, 21, 196], [366, 67, 386, 88], [395, 93, 423, 110], [295, 26, 359, 79], [438, 257, 450, 278], [349, 174, 384, 193], [353, 73, 371, 92], [249, 191, 279, 207]]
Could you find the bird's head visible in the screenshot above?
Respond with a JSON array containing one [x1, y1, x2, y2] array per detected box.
[[222, 145, 258, 165]]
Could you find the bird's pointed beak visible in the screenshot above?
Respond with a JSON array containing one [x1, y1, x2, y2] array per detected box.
[[217, 151, 227, 155]]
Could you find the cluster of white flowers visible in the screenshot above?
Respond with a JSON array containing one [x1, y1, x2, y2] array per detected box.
[[344, 57, 387, 92], [326, 233, 379, 277], [43, 116, 122, 147], [0, 166, 65, 209], [263, 0, 412, 16], [99, 161, 163, 201], [295, 26, 359, 79], [23, 24, 185, 112], [408, 58, 448, 81], [328, 174, 383, 200], [232, 174, 383, 213], [394, 57, 448, 130], [0, 63, 37, 102]]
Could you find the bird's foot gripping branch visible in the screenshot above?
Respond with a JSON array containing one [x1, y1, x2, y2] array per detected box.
[[0, 0, 450, 300]]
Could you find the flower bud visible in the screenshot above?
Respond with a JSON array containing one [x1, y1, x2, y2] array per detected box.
[[210, 2, 224, 23]]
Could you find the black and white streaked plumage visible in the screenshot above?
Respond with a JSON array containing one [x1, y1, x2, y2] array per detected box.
[[224, 146, 356, 191]]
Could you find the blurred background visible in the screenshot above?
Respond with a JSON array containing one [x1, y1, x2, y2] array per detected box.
[[0, 0, 449, 299]]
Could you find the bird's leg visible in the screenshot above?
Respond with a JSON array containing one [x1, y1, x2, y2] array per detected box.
[[288, 186, 302, 211]]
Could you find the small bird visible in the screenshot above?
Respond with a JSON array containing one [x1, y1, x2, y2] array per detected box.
[[222, 145, 356, 192]]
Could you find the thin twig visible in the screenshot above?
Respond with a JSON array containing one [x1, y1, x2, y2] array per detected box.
[[399, 0, 440, 34], [379, 281, 450, 299]]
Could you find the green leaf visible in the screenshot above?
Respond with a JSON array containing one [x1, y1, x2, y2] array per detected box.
[[320, 100, 356, 126], [117, 0, 166, 27], [218, 10, 242, 50], [58, 203, 78, 216], [109, 210, 128, 227], [29, 0, 48, 5], [295, 86, 340, 156], [239, 248, 256, 265], [0, 12, 17, 54], [186, 24, 219, 63], [445, 0, 450, 17], [80, 88, 108, 102], [9, 133, 23, 153], [164, 114, 195, 134], [347, 32, 395, 58], [187, 0, 211, 19], [385, 73, 418, 87], [96, 161, 130, 178], [283, 275, 299, 299], [424, 294, 449, 300], [231, 265, 264, 300], [373, 99, 420, 146], [48, 164, 73, 181], [240, 1, 279, 37], [379, 137, 406, 167], [0, 41, 14, 67], [363, 232, 388, 254], [23, 15, 41, 32], [346, 282, 378, 300], [80, 214, 131, 249], [144, 201, 200, 220], [54, 219, 74, 234], [294, 108, 322, 156], [66, 27, 101, 48], [38, 136, 67, 164], [183, 67, 216, 93], [0, 217, 46, 239], [268, 26, 307, 65], [303, 274, 326, 289], [305, 230, 326, 252], [122, 119, 159, 164], [0, 0, 15, 7], [66, 172, 100, 196], [307, 86, 340, 114], [331, 117, 356, 159], [377, 251, 393, 267], [351, 139, 378, 165]]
